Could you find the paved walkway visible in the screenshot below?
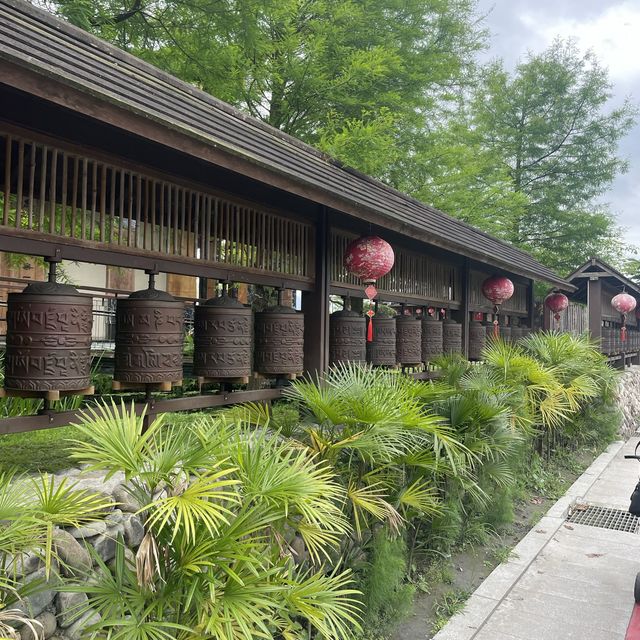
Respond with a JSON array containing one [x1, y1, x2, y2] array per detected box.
[[433, 437, 640, 640]]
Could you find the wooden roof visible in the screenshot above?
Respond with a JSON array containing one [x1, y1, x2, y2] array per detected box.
[[0, 0, 571, 288], [567, 257, 640, 299]]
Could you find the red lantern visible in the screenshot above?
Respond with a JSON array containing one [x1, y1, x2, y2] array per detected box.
[[612, 292, 637, 342], [344, 235, 395, 341], [544, 292, 569, 328], [481, 275, 514, 338]]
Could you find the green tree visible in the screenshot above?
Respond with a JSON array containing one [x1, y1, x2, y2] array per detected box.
[[44, 0, 484, 149], [466, 40, 636, 273]]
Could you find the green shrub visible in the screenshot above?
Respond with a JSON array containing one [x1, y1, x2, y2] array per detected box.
[[358, 529, 415, 637]]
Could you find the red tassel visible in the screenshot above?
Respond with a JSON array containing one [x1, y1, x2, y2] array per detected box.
[[367, 316, 374, 342], [493, 319, 499, 338], [622, 325, 627, 342]]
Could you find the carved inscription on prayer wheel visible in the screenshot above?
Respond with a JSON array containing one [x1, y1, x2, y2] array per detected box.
[[193, 293, 252, 379], [329, 310, 366, 366], [4, 282, 93, 392], [442, 319, 462, 354], [115, 287, 184, 384], [396, 315, 422, 365], [468, 320, 486, 361], [366, 317, 396, 366], [421, 316, 443, 363], [254, 306, 304, 375]]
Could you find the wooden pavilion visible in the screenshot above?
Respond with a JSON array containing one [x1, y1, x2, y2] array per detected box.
[[0, 0, 572, 434], [563, 257, 640, 367]]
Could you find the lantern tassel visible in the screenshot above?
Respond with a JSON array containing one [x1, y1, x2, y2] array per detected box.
[[493, 305, 500, 338], [367, 315, 374, 342]]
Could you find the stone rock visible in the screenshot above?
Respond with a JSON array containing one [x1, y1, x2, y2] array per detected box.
[[54, 469, 125, 498], [14, 566, 61, 619], [56, 592, 89, 629], [92, 534, 117, 563], [63, 609, 101, 640], [20, 610, 57, 639], [617, 368, 640, 438], [53, 530, 92, 578], [107, 546, 135, 572], [66, 521, 107, 539], [112, 485, 142, 513], [104, 509, 124, 527], [123, 514, 145, 548], [7, 551, 43, 577]]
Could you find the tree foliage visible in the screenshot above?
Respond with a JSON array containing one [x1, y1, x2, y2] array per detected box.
[[466, 40, 637, 272]]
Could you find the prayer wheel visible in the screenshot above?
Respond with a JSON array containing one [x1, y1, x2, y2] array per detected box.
[[396, 314, 422, 366], [468, 320, 486, 361], [601, 326, 612, 355], [366, 316, 396, 366], [511, 323, 524, 342], [4, 281, 92, 392], [501, 320, 512, 343], [193, 291, 252, 380], [329, 309, 366, 366], [442, 319, 462, 354], [114, 283, 184, 385], [254, 301, 304, 376], [421, 316, 443, 363]]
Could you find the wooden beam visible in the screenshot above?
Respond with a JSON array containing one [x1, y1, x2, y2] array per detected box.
[[587, 277, 602, 342], [303, 206, 330, 375]]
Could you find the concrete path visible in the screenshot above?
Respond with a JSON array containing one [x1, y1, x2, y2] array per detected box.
[[433, 437, 640, 640]]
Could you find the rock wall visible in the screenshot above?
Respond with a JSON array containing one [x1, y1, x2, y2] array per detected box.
[[617, 365, 640, 439], [9, 470, 144, 640]]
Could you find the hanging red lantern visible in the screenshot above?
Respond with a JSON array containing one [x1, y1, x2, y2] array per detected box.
[[611, 292, 637, 342], [344, 235, 395, 341], [544, 292, 569, 328], [481, 275, 514, 338]]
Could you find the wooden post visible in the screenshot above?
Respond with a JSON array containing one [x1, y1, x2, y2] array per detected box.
[[461, 258, 470, 358], [527, 280, 535, 330], [303, 207, 330, 375], [587, 276, 602, 345]]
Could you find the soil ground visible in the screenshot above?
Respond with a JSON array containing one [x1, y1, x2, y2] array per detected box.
[[393, 449, 598, 640]]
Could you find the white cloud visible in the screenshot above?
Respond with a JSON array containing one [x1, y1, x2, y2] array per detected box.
[[521, 2, 640, 83]]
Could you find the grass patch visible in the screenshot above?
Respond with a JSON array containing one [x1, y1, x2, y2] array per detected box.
[[431, 589, 471, 633], [0, 425, 83, 474]]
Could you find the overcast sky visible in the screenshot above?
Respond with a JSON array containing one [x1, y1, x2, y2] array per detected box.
[[476, 0, 640, 253]]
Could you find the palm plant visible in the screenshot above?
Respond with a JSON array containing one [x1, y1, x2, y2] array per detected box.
[[0, 469, 112, 637], [67, 401, 362, 640], [283, 364, 465, 540]]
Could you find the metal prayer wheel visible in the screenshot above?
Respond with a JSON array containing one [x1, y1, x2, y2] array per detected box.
[[484, 321, 495, 341], [443, 319, 462, 354], [613, 326, 621, 354], [194, 292, 253, 379], [4, 280, 92, 392], [510, 323, 524, 342], [421, 316, 443, 363], [468, 320, 486, 361], [254, 298, 304, 376], [366, 316, 396, 366], [114, 282, 184, 385], [329, 309, 366, 366], [601, 326, 612, 355], [396, 314, 422, 366]]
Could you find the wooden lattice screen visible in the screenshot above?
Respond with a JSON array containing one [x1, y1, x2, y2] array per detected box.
[[0, 129, 313, 280], [330, 229, 459, 303], [469, 269, 528, 314]]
